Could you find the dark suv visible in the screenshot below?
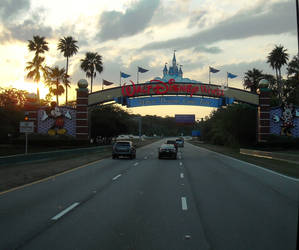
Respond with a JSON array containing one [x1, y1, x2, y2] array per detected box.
[[112, 141, 136, 159]]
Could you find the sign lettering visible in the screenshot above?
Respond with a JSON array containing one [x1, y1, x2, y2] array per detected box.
[[121, 79, 224, 98]]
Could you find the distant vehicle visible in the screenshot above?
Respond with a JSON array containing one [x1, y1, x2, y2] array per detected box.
[[166, 140, 178, 151], [176, 138, 184, 147], [158, 144, 177, 159], [112, 141, 136, 159], [116, 134, 130, 140]]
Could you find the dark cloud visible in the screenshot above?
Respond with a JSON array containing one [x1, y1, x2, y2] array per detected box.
[[96, 0, 160, 41], [141, 0, 296, 51], [188, 10, 208, 29], [0, 0, 30, 22], [193, 45, 222, 54], [0, 7, 53, 43]]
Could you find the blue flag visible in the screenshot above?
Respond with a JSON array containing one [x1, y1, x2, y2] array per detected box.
[[209, 66, 220, 73], [138, 66, 149, 73], [227, 72, 237, 79], [120, 72, 131, 78]]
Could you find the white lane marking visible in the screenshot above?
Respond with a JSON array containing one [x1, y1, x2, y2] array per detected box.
[[51, 202, 80, 220], [112, 174, 122, 181], [180, 173, 184, 178], [179, 162, 183, 166], [134, 162, 139, 166], [181, 197, 188, 210]]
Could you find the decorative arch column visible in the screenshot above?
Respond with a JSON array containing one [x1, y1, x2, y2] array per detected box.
[[76, 79, 89, 140], [257, 80, 271, 142]]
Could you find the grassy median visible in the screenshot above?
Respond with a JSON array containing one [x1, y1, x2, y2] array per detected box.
[[0, 138, 160, 193]]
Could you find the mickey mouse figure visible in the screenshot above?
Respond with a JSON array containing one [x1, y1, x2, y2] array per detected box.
[[41, 102, 71, 136], [280, 103, 295, 136]]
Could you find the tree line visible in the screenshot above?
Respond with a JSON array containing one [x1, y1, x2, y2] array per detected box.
[[25, 35, 103, 105], [90, 104, 198, 140], [202, 44, 299, 148], [243, 45, 299, 106]]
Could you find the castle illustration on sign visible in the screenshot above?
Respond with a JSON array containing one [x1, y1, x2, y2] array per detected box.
[[152, 51, 202, 84]]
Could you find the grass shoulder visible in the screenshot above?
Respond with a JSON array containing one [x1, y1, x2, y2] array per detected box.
[[189, 141, 299, 179]]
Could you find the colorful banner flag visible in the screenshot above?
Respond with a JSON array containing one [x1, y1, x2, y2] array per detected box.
[[209, 66, 220, 73], [120, 72, 131, 78], [227, 72, 238, 79], [102, 79, 114, 86], [138, 67, 149, 73]]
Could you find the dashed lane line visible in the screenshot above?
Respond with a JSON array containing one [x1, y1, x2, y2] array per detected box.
[[51, 202, 80, 220], [112, 174, 122, 181], [181, 197, 188, 210]]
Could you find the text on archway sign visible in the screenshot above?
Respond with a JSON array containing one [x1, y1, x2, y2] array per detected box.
[[121, 79, 225, 97]]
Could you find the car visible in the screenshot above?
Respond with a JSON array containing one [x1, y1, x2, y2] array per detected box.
[[166, 140, 178, 151], [175, 138, 184, 147], [158, 144, 177, 159], [112, 141, 136, 159]]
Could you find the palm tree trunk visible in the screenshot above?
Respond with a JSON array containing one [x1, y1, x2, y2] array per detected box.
[[278, 68, 283, 102], [37, 87, 40, 104], [65, 57, 69, 105], [56, 81, 59, 105], [91, 73, 93, 93], [275, 67, 280, 102]]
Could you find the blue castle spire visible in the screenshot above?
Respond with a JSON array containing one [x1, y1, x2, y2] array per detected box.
[[163, 63, 168, 77], [165, 51, 182, 78]]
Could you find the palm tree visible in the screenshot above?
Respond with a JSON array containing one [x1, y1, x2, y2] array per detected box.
[[267, 45, 289, 102], [26, 36, 49, 102], [80, 52, 103, 92], [243, 68, 263, 93], [57, 36, 79, 104], [287, 56, 299, 79], [45, 66, 65, 105]]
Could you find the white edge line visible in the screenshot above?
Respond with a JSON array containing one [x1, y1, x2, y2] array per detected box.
[[51, 202, 80, 220], [195, 145, 298, 181], [112, 174, 122, 181], [181, 197, 188, 210], [180, 173, 184, 178], [179, 162, 183, 166], [134, 162, 139, 166]]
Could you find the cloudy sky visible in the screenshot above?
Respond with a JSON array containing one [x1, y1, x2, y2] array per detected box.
[[0, 0, 297, 119]]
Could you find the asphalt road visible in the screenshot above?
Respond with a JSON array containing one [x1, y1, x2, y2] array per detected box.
[[0, 140, 298, 250]]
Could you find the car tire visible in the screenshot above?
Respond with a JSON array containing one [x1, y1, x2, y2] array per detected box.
[[112, 154, 116, 159]]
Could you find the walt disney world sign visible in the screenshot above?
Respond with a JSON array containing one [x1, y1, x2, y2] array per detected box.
[[121, 79, 225, 98]]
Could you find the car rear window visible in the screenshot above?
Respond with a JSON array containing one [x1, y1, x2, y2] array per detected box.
[[166, 141, 176, 144], [116, 142, 130, 146]]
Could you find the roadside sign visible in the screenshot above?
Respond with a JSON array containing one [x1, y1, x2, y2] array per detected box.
[[175, 114, 195, 124], [20, 122, 34, 133]]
